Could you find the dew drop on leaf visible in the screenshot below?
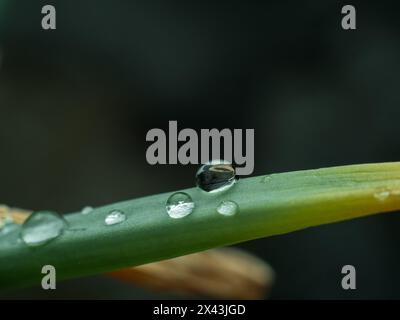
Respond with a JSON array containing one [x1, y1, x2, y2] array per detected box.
[[105, 210, 126, 225], [216, 200, 239, 216], [0, 210, 18, 237], [166, 192, 195, 219], [81, 206, 94, 215], [196, 160, 236, 193], [374, 190, 390, 201], [20, 211, 68, 246]]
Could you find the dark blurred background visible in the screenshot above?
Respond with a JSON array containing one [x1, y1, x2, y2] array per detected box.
[[1, 0, 400, 299]]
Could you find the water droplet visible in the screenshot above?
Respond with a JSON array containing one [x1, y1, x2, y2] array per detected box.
[[20, 211, 68, 246], [105, 210, 126, 225], [196, 160, 236, 193], [260, 175, 272, 184], [374, 190, 390, 201], [0, 211, 18, 237], [81, 206, 94, 215], [216, 200, 239, 216], [0, 223, 18, 236], [166, 192, 195, 219]]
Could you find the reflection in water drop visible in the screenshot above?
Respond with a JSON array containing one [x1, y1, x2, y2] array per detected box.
[[196, 160, 236, 193], [216, 200, 239, 216], [105, 210, 126, 225], [166, 192, 195, 219]]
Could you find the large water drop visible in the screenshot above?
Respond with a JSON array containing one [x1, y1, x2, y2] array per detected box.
[[196, 160, 236, 193], [20, 211, 68, 246]]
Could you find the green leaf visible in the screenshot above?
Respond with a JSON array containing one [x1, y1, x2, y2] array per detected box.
[[1, 162, 400, 289]]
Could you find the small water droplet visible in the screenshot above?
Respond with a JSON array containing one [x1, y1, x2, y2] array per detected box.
[[216, 200, 239, 216], [81, 206, 94, 215], [196, 160, 236, 193], [0, 222, 18, 236], [166, 192, 195, 219], [0, 212, 18, 236], [374, 190, 390, 201], [105, 210, 126, 225], [20, 211, 68, 246], [260, 175, 272, 184]]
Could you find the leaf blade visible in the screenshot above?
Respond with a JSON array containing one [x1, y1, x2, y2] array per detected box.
[[1, 162, 400, 289]]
